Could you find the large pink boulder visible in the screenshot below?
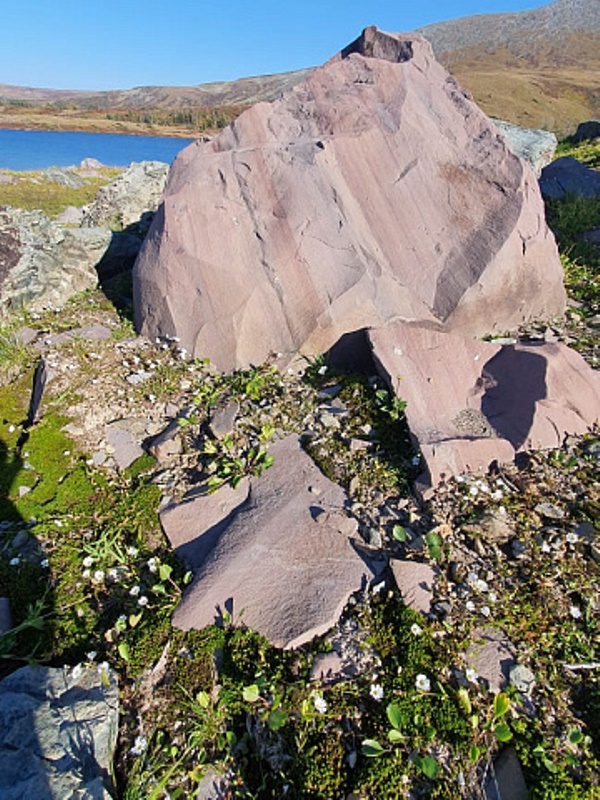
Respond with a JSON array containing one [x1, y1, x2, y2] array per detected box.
[[133, 27, 564, 372]]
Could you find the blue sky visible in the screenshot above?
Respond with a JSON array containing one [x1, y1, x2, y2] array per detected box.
[[2, 0, 547, 91]]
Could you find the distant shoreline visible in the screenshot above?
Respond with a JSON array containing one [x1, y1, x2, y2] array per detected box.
[[0, 116, 198, 139]]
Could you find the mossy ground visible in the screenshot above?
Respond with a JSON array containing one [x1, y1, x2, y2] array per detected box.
[[0, 140, 599, 799]]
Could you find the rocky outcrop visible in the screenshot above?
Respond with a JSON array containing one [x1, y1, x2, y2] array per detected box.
[[0, 206, 110, 316], [0, 664, 119, 799], [494, 120, 557, 176], [160, 434, 374, 648], [134, 26, 565, 373], [81, 161, 169, 233]]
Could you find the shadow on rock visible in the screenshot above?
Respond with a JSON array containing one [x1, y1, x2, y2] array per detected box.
[[480, 345, 547, 450]]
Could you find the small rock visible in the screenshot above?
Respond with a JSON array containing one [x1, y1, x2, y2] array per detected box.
[[466, 628, 516, 693], [463, 511, 514, 545], [196, 767, 231, 800], [535, 502, 565, 520], [509, 663, 536, 694], [390, 560, 437, 613], [208, 400, 239, 439], [104, 420, 144, 470], [309, 651, 345, 684], [484, 746, 528, 800], [366, 527, 382, 548]]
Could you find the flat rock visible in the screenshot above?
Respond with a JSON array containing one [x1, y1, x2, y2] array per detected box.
[[104, 419, 145, 469], [134, 27, 564, 372], [466, 628, 516, 693], [0, 664, 118, 800], [370, 324, 600, 488], [390, 560, 438, 613], [163, 434, 372, 648]]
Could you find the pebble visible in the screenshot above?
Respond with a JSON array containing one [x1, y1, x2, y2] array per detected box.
[[535, 502, 565, 520], [509, 663, 536, 694]]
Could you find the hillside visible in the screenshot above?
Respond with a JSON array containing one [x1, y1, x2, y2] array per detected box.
[[418, 0, 600, 133]]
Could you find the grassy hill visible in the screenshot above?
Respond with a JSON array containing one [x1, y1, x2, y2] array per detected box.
[[418, 0, 600, 134]]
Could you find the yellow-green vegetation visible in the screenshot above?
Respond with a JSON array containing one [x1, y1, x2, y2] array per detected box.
[[0, 138, 599, 799], [0, 167, 120, 218]]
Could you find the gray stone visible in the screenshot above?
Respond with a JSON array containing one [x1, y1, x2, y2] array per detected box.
[[81, 161, 169, 233], [104, 420, 145, 469], [164, 434, 372, 648], [494, 119, 557, 176], [484, 746, 529, 800], [309, 651, 345, 684], [39, 325, 112, 348], [534, 502, 565, 520], [43, 166, 84, 188], [509, 663, 536, 694], [0, 207, 111, 316], [56, 205, 85, 225], [196, 768, 230, 800], [0, 664, 118, 800], [540, 156, 600, 199], [390, 560, 438, 613], [466, 628, 516, 693]]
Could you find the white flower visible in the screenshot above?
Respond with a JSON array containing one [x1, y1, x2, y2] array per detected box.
[[127, 546, 139, 557], [9, 557, 20, 566], [129, 585, 141, 596], [566, 532, 578, 544], [71, 663, 83, 681], [569, 605, 582, 619], [466, 600, 476, 612], [480, 606, 491, 617], [410, 623, 423, 636], [147, 558, 158, 573], [40, 558, 49, 568], [87, 651, 97, 661], [54, 518, 63, 527], [82, 569, 91, 579], [97, 661, 110, 675], [313, 694, 328, 714], [469, 486, 479, 496], [475, 579, 489, 593], [541, 541, 552, 553], [130, 735, 147, 756], [92, 570, 105, 584], [137, 595, 149, 607], [82, 556, 94, 568], [491, 490, 503, 501], [465, 668, 478, 683], [415, 673, 431, 692], [370, 683, 384, 701], [317, 365, 328, 375], [107, 568, 119, 582]]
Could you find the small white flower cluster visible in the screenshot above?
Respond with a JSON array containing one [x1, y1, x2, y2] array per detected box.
[[415, 673, 431, 692], [313, 693, 328, 714], [369, 683, 384, 701]]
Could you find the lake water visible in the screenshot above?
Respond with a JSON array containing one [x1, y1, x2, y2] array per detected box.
[[0, 128, 196, 170]]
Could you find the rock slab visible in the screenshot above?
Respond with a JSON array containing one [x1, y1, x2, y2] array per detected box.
[[161, 434, 372, 648], [134, 27, 564, 371], [0, 665, 119, 800], [370, 324, 600, 487]]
